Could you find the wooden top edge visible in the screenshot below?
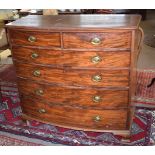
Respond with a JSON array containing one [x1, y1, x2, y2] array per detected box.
[[5, 14, 141, 30]]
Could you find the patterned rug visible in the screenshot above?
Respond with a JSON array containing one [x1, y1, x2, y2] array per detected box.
[[134, 69, 155, 107], [0, 64, 155, 145], [0, 131, 42, 146]]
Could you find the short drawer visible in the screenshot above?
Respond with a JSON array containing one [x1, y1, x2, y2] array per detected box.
[[8, 30, 61, 47], [21, 97, 128, 130], [12, 46, 130, 68], [18, 78, 129, 108], [63, 32, 131, 49], [14, 62, 129, 87]]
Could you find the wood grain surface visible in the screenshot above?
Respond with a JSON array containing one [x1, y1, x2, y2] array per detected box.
[[21, 97, 128, 130], [17, 78, 129, 109], [12, 46, 130, 68], [8, 30, 61, 47], [14, 61, 129, 87], [63, 32, 131, 49], [5, 15, 141, 30], [6, 15, 142, 132]]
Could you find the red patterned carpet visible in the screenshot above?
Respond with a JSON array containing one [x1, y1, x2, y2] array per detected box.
[[0, 133, 42, 146], [135, 69, 155, 107], [0, 64, 155, 145]]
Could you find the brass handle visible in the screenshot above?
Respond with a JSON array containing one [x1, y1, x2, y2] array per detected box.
[[35, 89, 44, 96], [92, 96, 102, 103], [93, 115, 101, 122], [92, 75, 102, 82], [33, 70, 41, 77], [91, 37, 101, 45], [38, 109, 46, 113], [28, 36, 36, 42], [91, 55, 102, 64], [31, 53, 39, 59]]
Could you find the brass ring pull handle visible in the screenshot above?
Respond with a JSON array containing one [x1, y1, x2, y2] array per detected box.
[[92, 75, 102, 82], [38, 109, 46, 113], [93, 115, 101, 122], [33, 70, 41, 77], [31, 53, 39, 59], [91, 37, 101, 45], [28, 36, 36, 42], [91, 55, 102, 64], [92, 95, 102, 103], [35, 89, 44, 96]]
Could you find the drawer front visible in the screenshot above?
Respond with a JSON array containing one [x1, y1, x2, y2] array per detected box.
[[15, 62, 129, 87], [8, 30, 61, 47], [17, 78, 129, 108], [63, 32, 131, 49], [21, 98, 128, 130], [12, 47, 130, 68]]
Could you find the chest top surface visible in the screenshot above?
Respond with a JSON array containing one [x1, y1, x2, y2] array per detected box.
[[6, 14, 141, 30]]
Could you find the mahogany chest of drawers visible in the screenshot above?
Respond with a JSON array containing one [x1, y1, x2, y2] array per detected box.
[[6, 15, 143, 134]]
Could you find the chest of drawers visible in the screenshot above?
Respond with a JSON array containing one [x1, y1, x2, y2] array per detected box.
[[6, 15, 143, 135]]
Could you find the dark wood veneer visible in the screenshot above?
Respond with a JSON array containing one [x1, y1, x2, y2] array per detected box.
[[9, 30, 61, 47], [21, 97, 128, 130], [6, 15, 141, 30], [6, 15, 143, 134], [63, 32, 131, 49], [11, 47, 130, 68], [14, 61, 129, 87], [17, 78, 129, 109]]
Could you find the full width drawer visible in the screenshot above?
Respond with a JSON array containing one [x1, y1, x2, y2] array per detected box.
[[17, 78, 129, 108], [8, 30, 61, 47], [21, 97, 128, 130], [14, 62, 129, 87], [63, 32, 131, 49], [12, 47, 130, 68]]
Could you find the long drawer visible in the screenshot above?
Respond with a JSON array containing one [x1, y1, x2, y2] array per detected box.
[[8, 30, 61, 47], [14, 62, 129, 87], [63, 32, 131, 49], [12, 46, 130, 68], [21, 97, 128, 130], [17, 78, 129, 108]]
